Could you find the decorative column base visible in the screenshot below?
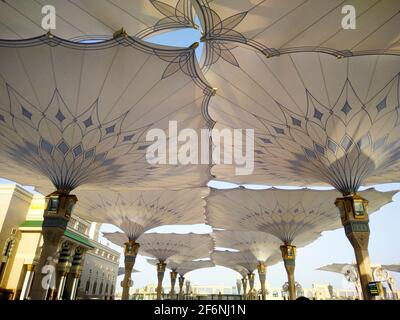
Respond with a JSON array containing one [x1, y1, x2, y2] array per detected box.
[[335, 194, 374, 300], [30, 192, 77, 300], [156, 262, 166, 300], [121, 240, 140, 300], [247, 273, 255, 300], [257, 262, 267, 300], [169, 271, 178, 299], [280, 244, 296, 300], [241, 277, 247, 300], [178, 276, 185, 300]]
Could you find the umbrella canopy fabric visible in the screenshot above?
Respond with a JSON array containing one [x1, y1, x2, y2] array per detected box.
[[76, 188, 209, 240], [206, 187, 396, 244], [212, 229, 282, 261], [206, 48, 400, 193], [382, 264, 400, 273], [103, 231, 214, 262], [194, 0, 400, 58], [147, 258, 214, 276], [0, 34, 212, 192], [0, 0, 196, 40], [211, 249, 275, 274]]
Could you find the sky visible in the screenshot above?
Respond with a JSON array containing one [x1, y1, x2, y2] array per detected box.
[[1, 22, 400, 295]]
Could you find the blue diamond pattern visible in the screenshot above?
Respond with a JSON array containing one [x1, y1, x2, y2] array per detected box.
[[105, 125, 115, 134], [260, 138, 271, 144], [123, 134, 135, 142], [291, 117, 301, 127], [376, 97, 387, 112], [304, 148, 317, 159], [327, 139, 337, 153], [73, 145, 83, 157], [341, 135, 353, 151], [273, 127, 284, 134], [314, 143, 325, 155], [84, 148, 95, 159], [21, 106, 32, 120], [313, 108, 323, 120], [83, 117, 93, 128], [57, 140, 69, 154], [341, 101, 352, 115], [55, 110, 66, 122], [40, 139, 54, 154]]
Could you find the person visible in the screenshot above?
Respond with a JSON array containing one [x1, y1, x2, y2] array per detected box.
[[296, 296, 310, 301]]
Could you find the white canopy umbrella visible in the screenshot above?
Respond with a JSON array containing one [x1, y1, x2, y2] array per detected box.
[[75, 188, 209, 240], [105, 232, 213, 299], [147, 258, 215, 299], [81, 187, 208, 299], [0, 31, 213, 300], [207, 187, 396, 299], [0, 35, 212, 192], [212, 229, 284, 299]]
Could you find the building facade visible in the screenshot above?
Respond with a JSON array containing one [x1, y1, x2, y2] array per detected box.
[[0, 184, 119, 300]]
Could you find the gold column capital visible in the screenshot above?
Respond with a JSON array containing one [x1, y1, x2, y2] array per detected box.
[[124, 240, 140, 257], [335, 193, 369, 224], [170, 271, 178, 280], [157, 261, 167, 272], [280, 244, 296, 261], [257, 262, 267, 275], [26, 264, 36, 272]]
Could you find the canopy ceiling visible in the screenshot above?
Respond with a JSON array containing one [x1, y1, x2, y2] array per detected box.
[[207, 49, 400, 193], [104, 231, 214, 262], [117, 266, 140, 276], [382, 264, 400, 273], [317, 263, 355, 274], [212, 230, 282, 262], [75, 188, 209, 240], [0, 0, 196, 40], [195, 0, 400, 57], [211, 250, 260, 274], [206, 187, 395, 244], [174, 260, 215, 276], [147, 258, 215, 276], [0, 35, 212, 192]]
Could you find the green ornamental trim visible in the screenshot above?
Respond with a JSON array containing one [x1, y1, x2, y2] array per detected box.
[[19, 220, 94, 248]]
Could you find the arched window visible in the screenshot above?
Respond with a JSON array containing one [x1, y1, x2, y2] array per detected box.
[[111, 285, 114, 295], [85, 280, 91, 293], [105, 283, 109, 295], [92, 281, 97, 295], [99, 282, 103, 295]]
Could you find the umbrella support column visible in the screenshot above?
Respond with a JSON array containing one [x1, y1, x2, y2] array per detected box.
[[156, 262, 166, 300], [280, 244, 296, 300], [257, 262, 267, 300], [30, 192, 77, 300], [335, 194, 374, 300], [169, 271, 178, 299], [241, 277, 247, 300], [178, 276, 185, 300], [247, 273, 255, 300], [121, 240, 140, 300]]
